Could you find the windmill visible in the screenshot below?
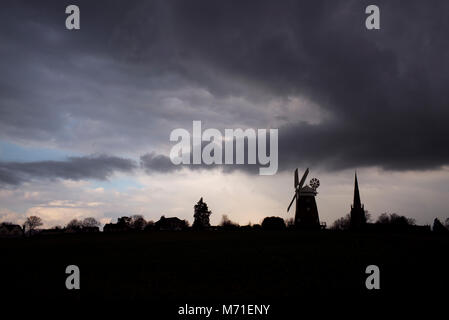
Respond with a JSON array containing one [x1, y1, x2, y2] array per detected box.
[[287, 168, 321, 229]]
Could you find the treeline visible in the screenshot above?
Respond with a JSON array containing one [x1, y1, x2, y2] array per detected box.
[[331, 211, 449, 233], [1, 197, 449, 237], [331, 212, 416, 230], [0, 214, 291, 237], [0, 198, 292, 237]]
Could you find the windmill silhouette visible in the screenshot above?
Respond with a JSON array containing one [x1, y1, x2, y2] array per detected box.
[[287, 168, 321, 229]]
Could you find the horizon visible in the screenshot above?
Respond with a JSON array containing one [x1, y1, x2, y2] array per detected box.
[[1, 0, 449, 229]]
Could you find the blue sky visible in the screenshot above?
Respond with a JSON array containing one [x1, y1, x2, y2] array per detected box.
[[0, 140, 80, 162]]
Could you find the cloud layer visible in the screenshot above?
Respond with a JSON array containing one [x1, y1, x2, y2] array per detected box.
[[1, 0, 448, 173], [0, 155, 137, 186]]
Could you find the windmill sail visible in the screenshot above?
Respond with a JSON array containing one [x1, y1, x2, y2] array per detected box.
[[294, 168, 299, 188], [298, 168, 309, 189], [287, 194, 296, 212], [288, 168, 309, 212]]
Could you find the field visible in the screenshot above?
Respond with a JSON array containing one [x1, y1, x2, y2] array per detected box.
[[1, 230, 448, 312]]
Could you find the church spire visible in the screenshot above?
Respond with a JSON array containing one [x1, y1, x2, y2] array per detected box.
[[350, 171, 366, 229], [353, 172, 361, 209]]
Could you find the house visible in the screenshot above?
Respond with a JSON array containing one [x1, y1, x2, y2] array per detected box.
[[155, 216, 188, 231], [0, 223, 23, 238]]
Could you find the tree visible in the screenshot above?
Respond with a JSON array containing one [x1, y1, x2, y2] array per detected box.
[[285, 218, 295, 228], [117, 216, 131, 227], [365, 211, 372, 223], [376, 213, 415, 226], [193, 197, 212, 229], [331, 214, 351, 230], [144, 220, 155, 231], [220, 214, 239, 229], [24, 216, 43, 235], [390, 213, 415, 226], [433, 218, 449, 233], [261, 216, 286, 230], [376, 213, 390, 224], [130, 215, 147, 230], [67, 219, 82, 230], [82, 217, 100, 228]]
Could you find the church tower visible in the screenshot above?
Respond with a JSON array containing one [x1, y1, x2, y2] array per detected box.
[[350, 172, 366, 229]]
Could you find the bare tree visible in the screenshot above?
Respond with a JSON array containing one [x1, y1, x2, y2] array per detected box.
[[117, 216, 131, 227], [376, 213, 390, 224], [365, 211, 372, 223], [220, 214, 239, 229], [67, 219, 82, 230], [144, 220, 155, 231], [331, 214, 351, 230], [376, 213, 415, 226], [130, 215, 147, 230], [24, 216, 43, 235], [82, 217, 100, 228], [433, 218, 449, 233]]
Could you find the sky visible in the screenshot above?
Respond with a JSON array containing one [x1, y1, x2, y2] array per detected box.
[[0, 0, 448, 228]]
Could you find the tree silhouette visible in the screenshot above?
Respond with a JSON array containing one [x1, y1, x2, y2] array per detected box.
[[331, 214, 351, 230], [130, 215, 147, 230], [117, 216, 131, 227], [220, 214, 239, 229], [66, 219, 82, 231], [24, 216, 42, 235], [261, 216, 286, 230], [376, 213, 415, 225], [193, 197, 212, 229], [82, 217, 100, 228], [285, 218, 295, 228], [433, 218, 449, 233]]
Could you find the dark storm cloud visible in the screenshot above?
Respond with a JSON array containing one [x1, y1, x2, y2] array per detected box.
[[151, 0, 449, 172], [140, 153, 178, 173], [140, 136, 275, 175], [140, 151, 263, 174], [1, 0, 449, 172], [0, 155, 137, 186]]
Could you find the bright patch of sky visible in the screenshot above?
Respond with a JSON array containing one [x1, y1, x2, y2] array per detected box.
[[90, 177, 143, 192], [0, 140, 80, 162]]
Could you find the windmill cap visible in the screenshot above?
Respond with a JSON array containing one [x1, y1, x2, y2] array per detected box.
[[300, 185, 317, 194]]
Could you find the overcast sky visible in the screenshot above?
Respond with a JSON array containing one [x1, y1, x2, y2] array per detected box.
[[1, 0, 448, 227]]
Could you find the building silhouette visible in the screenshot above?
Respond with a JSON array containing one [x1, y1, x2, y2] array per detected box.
[[295, 185, 321, 229], [287, 168, 322, 229], [155, 216, 188, 231], [0, 223, 23, 238], [350, 172, 366, 229]]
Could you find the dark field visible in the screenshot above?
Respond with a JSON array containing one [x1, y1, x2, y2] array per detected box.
[[1, 230, 448, 311]]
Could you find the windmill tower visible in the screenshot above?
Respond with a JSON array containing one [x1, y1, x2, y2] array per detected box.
[[287, 168, 321, 229]]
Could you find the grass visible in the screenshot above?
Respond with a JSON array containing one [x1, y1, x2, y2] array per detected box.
[[1, 230, 448, 304]]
